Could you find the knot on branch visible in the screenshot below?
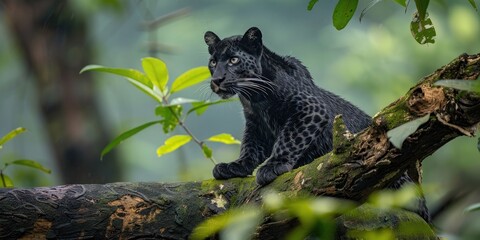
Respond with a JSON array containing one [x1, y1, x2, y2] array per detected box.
[[407, 84, 445, 116]]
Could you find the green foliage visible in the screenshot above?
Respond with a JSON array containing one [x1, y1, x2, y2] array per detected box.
[[368, 184, 419, 209], [465, 203, 480, 212], [387, 114, 430, 149], [332, 0, 359, 30], [410, 12, 436, 44], [0, 128, 51, 188], [434, 79, 480, 93], [307, 0, 478, 44], [192, 192, 357, 240], [81, 57, 239, 164]]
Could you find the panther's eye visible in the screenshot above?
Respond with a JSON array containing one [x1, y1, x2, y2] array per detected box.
[[209, 59, 217, 67], [228, 57, 240, 65]]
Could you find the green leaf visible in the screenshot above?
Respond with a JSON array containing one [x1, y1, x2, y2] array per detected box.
[[7, 159, 51, 174], [202, 144, 213, 158], [410, 12, 436, 44], [141, 57, 168, 93], [155, 105, 183, 134], [156, 135, 192, 157], [187, 98, 238, 116], [191, 206, 262, 240], [414, 0, 430, 20], [332, 0, 359, 30], [0, 127, 26, 150], [468, 0, 478, 11], [368, 184, 419, 209], [0, 174, 13, 188], [80, 65, 152, 88], [434, 79, 480, 93], [101, 121, 161, 159], [307, 0, 319, 10], [465, 203, 480, 212], [360, 0, 383, 22], [125, 77, 163, 103], [170, 66, 211, 94], [167, 97, 201, 106], [392, 0, 407, 7], [207, 133, 241, 145], [387, 114, 430, 149]]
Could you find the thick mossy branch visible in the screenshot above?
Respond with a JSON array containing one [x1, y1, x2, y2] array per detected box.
[[0, 53, 479, 239]]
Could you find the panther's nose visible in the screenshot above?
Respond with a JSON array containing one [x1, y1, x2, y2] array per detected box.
[[211, 77, 225, 92]]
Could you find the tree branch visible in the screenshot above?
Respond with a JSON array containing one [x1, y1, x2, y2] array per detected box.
[[1, 53, 479, 239]]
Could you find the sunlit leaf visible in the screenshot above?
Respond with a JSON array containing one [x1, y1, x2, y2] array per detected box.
[[387, 114, 430, 149], [156, 135, 192, 157], [307, 0, 319, 10], [80, 65, 152, 88], [465, 203, 480, 212], [410, 12, 436, 44], [155, 105, 182, 134], [368, 184, 419, 209], [202, 144, 213, 158], [332, 0, 359, 30], [360, 0, 383, 22], [125, 77, 163, 103], [141, 57, 168, 93], [191, 206, 262, 240], [101, 121, 161, 159], [0, 127, 26, 150], [7, 159, 51, 174], [207, 133, 241, 145], [0, 174, 13, 188], [167, 98, 201, 106], [434, 79, 480, 93], [392, 0, 407, 7], [468, 0, 478, 11], [171, 66, 211, 94], [414, 0, 430, 19], [187, 98, 238, 116]]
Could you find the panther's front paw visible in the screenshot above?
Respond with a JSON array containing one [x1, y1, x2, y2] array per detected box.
[[256, 162, 293, 186], [213, 162, 249, 180]]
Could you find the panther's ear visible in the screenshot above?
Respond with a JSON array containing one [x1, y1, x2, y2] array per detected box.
[[241, 27, 263, 55], [204, 31, 220, 54]]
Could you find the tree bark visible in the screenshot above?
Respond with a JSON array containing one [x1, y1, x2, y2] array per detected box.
[[2, 0, 123, 183], [1, 53, 479, 239]]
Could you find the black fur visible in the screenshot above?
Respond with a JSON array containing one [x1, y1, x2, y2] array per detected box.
[[204, 27, 430, 222]]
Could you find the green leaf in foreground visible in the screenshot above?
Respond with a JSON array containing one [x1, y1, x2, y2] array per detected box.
[[434, 79, 480, 93], [7, 159, 51, 174], [101, 121, 161, 159], [392, 0, 407, 7], [191, 206, 262, 240], [155, 105, 183, 134], [332, 0, 359, 30], [207, 133, 241, 145], [307, 0, 319, 10], [410, 12, 436, 44], [387, 114, 430, 149], [187, 98, 238, 116], [171, 66, 210, 94], [167, 97, 201, 106], [202, 144, 213, 158], [141, 57, 168, 92], [80, 65, 152, 88], [414, 0, 430, 20], [468, 0, 478, 11], [360, 0, 383, 22], [0, 174, 13, 188], [0, 127, 26, 149], [465, 203, 480, 212], [156, 135, 192, 157]]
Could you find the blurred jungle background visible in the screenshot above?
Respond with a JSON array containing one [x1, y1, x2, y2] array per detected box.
[[0, 0, 479, 238]]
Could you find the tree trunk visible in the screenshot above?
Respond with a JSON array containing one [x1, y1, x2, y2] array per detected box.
[[0, 53, 479, 239], [3, 0, 123, 183]]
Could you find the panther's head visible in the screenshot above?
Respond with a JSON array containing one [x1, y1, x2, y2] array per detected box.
[[204, 27, 266, 99]]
